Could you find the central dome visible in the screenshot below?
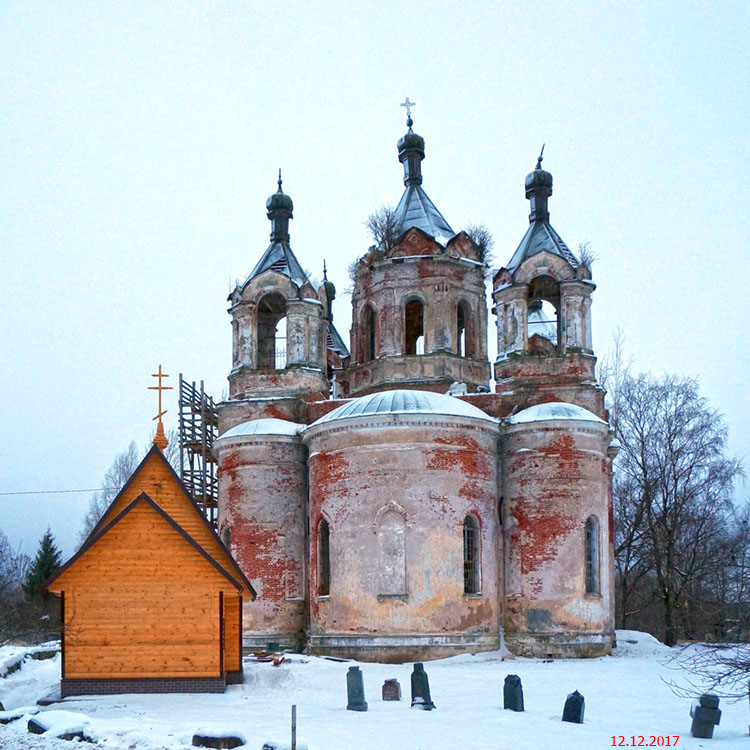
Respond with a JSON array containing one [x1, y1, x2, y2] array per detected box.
[[309, 389, 496, 426]]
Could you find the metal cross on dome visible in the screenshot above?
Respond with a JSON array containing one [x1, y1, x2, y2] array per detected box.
[[148, 364, 173, 424], [400, 97, 416, 119]]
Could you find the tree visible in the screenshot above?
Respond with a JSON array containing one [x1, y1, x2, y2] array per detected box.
[[0, 529, 29, 602], [22, 529, 62, 599], [364, 204, 399, 253], [612, 373, 743, 645], [78, 431, 180, 545], [465, 223, 495, 277]]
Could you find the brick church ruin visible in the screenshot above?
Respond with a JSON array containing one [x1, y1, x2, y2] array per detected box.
[[212, 111, 618, 661]]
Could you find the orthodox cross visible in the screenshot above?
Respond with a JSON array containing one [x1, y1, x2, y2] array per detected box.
[[400, 97, 416, 119], [148, 364, 172, 424]]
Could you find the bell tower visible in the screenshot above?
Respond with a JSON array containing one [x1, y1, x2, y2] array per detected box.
[[348, 110, 491, 396], [493, 152, 602, 414], [224, 175, 331, 410]]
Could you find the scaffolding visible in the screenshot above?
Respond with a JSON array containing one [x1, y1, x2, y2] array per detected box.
[[178, 374, 219, 528]]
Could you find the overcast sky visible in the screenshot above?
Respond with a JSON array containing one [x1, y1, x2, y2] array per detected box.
[[2, 1, 748, 557]]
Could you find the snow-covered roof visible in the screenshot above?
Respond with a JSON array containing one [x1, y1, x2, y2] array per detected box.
[[508, 402, 606, 425], [309, 389, 496, 427], [215, 418, 304, 441]]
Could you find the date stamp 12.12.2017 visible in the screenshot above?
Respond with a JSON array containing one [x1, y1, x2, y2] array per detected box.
[[611, 738, 679, 747]]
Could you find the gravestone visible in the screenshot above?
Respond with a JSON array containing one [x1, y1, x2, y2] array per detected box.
[[192, 733, 245, 749], [503, 674, 524, 711], [410, 663, 436, 710], [562, 690, 585, 723], [346, 666, 368, 711], [382, 678, 402, 701], [690, 693, 721, 739]]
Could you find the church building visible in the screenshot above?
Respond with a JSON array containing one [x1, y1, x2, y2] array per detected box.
[[212, 110, 617, 661]]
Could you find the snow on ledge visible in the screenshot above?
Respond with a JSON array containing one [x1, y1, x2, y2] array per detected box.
[[215, 418, 304, 441]]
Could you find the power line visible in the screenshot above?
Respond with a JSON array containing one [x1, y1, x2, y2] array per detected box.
[[0, 488, 119, 497]]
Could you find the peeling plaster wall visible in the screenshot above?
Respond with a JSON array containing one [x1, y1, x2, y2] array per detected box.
[[215, 436, 308, 649], [304, 415, 500, 662], [501, 419, 614, 657]]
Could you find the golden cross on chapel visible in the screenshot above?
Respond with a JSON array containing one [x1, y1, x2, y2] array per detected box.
[[148, 364, 173, 450]]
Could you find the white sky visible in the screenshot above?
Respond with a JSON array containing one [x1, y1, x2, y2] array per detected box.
[[1, 1, 748, 557]]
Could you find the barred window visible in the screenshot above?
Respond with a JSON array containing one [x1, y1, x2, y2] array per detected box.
[[585, 516, 600, 594], [318, 519, 330, 596], [463, 515, 480, 594]]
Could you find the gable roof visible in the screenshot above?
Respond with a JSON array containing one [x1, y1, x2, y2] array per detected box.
[[48, 492, 243, 592], [82, 444, 255, 598], [505, 220, 579, 275]]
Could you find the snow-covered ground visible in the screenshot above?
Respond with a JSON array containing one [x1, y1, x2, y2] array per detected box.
[[0, 631, 748, 749]]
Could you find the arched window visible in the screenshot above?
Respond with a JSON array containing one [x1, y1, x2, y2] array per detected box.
[[457, 301, 471, 357], [405, 299, 424, 355], [318, 519, 330, 596], [221, 527, 231, 549], [258, 292, 287, 369], [585, 516, 600, 594], [463, 515, 480, 594], [361, 305, 376, 363], [526, 275, 560, 349]]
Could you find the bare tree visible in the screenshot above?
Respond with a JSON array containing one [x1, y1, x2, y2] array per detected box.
[[78, 430, 180, 545], [614, 373, 743, 645], [465, 224, 495, 278], [364, 204, 399, 253]]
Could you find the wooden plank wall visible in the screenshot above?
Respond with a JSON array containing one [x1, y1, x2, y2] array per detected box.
[[55, 503, 236, 679], [222, 594, 241, 672], [97, 454, 240, 583]]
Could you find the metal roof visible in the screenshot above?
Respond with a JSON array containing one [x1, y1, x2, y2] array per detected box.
[[327, 322, 349, 357], [393, 184, 455, 246], [242, 240, 311, 290], [215, 418, 304, 441], [309, 389, 496, 427], [505, 220, 579, 274], [508, 402, 606, 425]]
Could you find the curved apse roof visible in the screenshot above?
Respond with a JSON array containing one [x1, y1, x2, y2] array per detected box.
[[215, 418, 304, 441], [508, 402, 606, 425], [310, 389, 496, 427]]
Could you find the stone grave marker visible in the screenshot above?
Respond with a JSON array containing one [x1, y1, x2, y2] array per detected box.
[[503, 674, 524, 711], [382, 678, 401, 701], [410, 663, 436, 710], [346, 666, 368, 711], [690, 693, 721, 739], [562, 690, 584, 723]]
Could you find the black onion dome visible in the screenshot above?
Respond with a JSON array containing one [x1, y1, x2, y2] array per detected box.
[[266, 188, 293, 213], [397, 117, 425, 153], [525, 163, 553, 197]]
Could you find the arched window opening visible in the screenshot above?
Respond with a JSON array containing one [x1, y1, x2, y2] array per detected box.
[[258, 293, 287, 369], [463, 515, 480, 594], [527, 275, 560, 350], [405, 299, 424, 355], [457, 301, 472, 357], [221, 527, 231, 549], [585, 516, 600, 594], [274, 316, 287, 369], [362, 305, 376, 363], [318, 519, 330, 596]]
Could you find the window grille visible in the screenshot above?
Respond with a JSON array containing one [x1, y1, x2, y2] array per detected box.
[[585, 517, 599, 594], [463, 516, 479, 594], [318, 519, 330, 596]]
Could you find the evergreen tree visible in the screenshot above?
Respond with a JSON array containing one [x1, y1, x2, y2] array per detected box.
[[23, 528, 62, 599]]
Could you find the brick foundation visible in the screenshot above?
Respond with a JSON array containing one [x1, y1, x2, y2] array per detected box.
[[60, 676, 227, 696], [225, 669, 244, 685]]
